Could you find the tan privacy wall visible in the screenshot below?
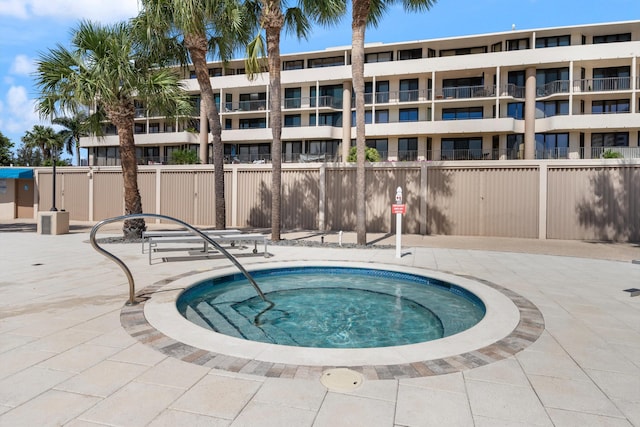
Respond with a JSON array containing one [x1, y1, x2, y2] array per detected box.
[[33, 160, 640, 242]]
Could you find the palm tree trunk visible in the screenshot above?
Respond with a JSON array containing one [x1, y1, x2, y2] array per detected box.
[[352, 0, 369, 245], [75, 145, 80, 167], [109, 103, 145, 239], [263, 4, 284, 241], [186, 35, 226, 229]]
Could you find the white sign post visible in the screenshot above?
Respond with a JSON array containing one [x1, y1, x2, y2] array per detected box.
[[394, 187, 403, 258]]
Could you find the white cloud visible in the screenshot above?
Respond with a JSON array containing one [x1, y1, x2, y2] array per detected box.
[[3, 85, 42, 134], [0, 0, 28, 19], [0, 0, 140, 22], [9, 54, 36, 76]]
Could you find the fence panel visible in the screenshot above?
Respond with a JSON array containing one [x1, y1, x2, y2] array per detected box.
[[61, 172, 90, 220], [237, 168, 271, 228], [281, 169, 320, 230], [325, 167, 356, 231], [481, 167, 538, 238], [195, 171, 216, 226], [93, 172, 124, 220], [160, 171, 195, 224], [547, 166, 640, 241]]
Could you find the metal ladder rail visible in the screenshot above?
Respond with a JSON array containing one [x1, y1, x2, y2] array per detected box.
[[89, 213, 269, 306]]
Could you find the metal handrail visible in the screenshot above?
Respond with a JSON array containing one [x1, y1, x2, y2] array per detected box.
[[89, 213, 269, 306]]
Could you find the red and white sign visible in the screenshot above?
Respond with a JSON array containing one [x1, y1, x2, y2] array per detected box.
[[392, 204, 406, 214]]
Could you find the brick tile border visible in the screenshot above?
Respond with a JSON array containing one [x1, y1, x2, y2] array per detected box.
[[121, 270, 544, 380]]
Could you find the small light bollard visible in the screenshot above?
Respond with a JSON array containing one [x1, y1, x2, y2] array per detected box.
[[393, 187, 406, 258]]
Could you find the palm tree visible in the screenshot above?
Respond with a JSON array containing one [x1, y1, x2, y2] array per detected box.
[[245, 0, 344, 241], [21, 125, 59, 162], [350, 0, 436, 244], [136, 0, 249, 230], [34, 20, 192, 239], [52, 112, 89, 166]]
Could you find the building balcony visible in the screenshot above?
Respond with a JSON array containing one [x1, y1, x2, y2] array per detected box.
[[574, 77, 631, 93], [436, 85, 496, 100]]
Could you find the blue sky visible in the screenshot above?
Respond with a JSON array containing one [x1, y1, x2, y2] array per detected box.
[[1, 0, 639, 161]]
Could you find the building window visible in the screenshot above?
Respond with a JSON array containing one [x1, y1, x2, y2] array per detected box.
[[399, 79, 419, 102], [365, 138, 388, 160], [507, 38, 529, 51], [311, 112, 342, 126], [535, 35, 570, 48], [535, 100, 569, 118], [239, 118, 266, 129], [208, 67, 222, 77], [507, 134, 524, 159], [440, 46, 487, 56], [507, 102, 525, 119], [284, 87, 301, 109], [149, 123, 160, 133], [283, 60, 304, 70], [399, 108, 419, 122], [593, 33, 631, 44], [536, 67, 569, 96], [535, 133, 569, 159], [225, 119, 232, 130], [363, 80, 389, 103], [375, 109, 389, 123], [239, 93, 267, 111], [189, 70, 197, 79], [284, 114, 301, 127], [592, 66, 631, 90], [442, 107, 483, 120], [398, 48, 422, 60], [306, 140, 340, 159], [491, 42, 502, 52], [365, 51, 392, 63], [398, 138, 418, 161], [237, 143, 271, 163], [134, 123, 146, 134], [441, 138, 483, 160], [592, 132, 629, 147], [311, 84, 343, 108], [351, 110, 372, 126], [592, 99, 630, 114], [308, 56, 344, 68]]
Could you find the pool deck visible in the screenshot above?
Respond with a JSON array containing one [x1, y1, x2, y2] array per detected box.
[[0, 219, 639, 426]]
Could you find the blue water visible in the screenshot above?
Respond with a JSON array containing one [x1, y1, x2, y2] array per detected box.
[[177, 267, 486, 349]]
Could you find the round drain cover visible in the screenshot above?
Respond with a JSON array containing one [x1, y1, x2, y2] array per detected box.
[[320, 368, 363, 392]]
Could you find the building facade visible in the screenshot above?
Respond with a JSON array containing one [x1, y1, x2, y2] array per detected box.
[[81, 20, 640, 166]]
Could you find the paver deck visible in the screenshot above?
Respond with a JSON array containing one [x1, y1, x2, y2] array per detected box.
[[0, 220, 638, 426]]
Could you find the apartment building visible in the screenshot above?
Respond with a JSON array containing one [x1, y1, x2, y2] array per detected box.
[[81, 20, 640, 166]]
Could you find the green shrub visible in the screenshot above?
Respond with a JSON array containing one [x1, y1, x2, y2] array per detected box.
[[170, 149, 201, 164], [347, 146, 381, 162], [602, 149, 623, 159]]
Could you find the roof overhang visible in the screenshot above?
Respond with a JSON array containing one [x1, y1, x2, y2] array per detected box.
[[0, 168, 34, 179]]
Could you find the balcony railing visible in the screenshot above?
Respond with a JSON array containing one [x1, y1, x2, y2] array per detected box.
[[587, 146, 640, 159], [536, 80, 570, 97], [535, 147, 570, 159], [502, 84, 526, 98], [575, 77, 631, 92], [397, 150, 418, 161], [436, 85, 496, 100], [223, 100, 267, 112]]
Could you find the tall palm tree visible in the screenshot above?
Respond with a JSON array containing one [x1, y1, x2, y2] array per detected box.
[[351, 0, 436, 244], [21, 125, 59, 162], [34, 20, 192, 239], [52, 111, 89, 166], [137, 0, 249, 230], [245, 0, 344, 241]]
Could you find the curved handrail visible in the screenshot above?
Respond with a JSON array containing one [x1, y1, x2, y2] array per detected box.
[[89, 213, 270, 306]]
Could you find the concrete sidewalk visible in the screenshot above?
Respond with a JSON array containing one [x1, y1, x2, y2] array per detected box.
[[0, 221, 639, 426]]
